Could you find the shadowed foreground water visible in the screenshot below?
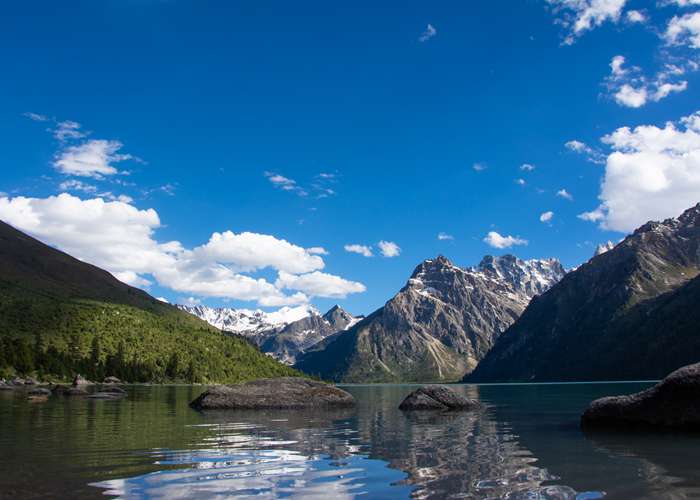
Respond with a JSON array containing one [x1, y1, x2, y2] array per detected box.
[[1, 382, 700, 499]]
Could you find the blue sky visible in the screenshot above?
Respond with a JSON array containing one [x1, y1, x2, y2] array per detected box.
[[2, 0, 700, 315]]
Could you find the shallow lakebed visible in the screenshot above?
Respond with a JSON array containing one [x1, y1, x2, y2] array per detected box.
[[1, 382, 700, 499]]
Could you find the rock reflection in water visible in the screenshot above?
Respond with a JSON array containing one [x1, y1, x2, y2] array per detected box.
[[92, 385, 595, 499]]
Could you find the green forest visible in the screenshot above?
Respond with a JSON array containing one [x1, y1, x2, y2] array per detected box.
[[0, 287, 299, 383]]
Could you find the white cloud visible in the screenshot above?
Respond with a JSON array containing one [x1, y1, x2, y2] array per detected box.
[[483, 231, 528, 249], [515, 178, 526, 186], [580, 109, 700, 232], [565, 140, 606, 163], [546, 0, 627, 43], [472, 162, 487, 172], [520, 163, 536, 172], [344, 244, 373, 257], [276, 271, 366, 298], [59, 179, 97, 193], [24, 112, 48, 122], [437, 232, 454, 240], [615, 84, 648, 107], [192, 230, 325, 274], [557, 188, 574, 200], [307, 246, 328, 255], [606, 55, 690, 108], [419, 24, 437, 42], [540, 211, 554, 223], [378, 240, 401, 257], [54, 139, 132, 178], [625, 10, 646, 23], [0, 193, 364, 305], [665, 12, 700, 48], [264, 171, 307, 196], [53, 120, 88, 142]]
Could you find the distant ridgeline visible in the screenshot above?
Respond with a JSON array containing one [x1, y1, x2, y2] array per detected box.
[[0, 221, 298, 383], [295, 203, 700, 383]]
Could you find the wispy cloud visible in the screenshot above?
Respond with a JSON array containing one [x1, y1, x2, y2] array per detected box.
[[565, 139, 605, 164], [545, 0, 627, 44], [54, 139, 133, 178], [23, 112, 48, 122], [53, 120, 88, 142], [520, 163, 536, 172], [540, 211, 554, 223], [437, 232, 454, 241], [472, 162, 487, 172], [419, 24, 437, 42]]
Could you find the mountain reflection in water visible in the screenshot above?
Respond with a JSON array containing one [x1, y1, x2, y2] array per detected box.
[[2, 382, 700, 499]]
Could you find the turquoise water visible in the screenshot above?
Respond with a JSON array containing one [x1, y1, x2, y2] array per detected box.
[[1, 382, 699, 499]]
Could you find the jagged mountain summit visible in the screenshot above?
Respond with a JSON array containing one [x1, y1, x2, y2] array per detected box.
[[594, 241, 616, 256], [295, 254, 565, 383], [178, 303, 359, 364], [469, 203, 700, 383]]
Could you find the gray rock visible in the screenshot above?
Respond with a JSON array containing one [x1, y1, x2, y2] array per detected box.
[[24, 377, 38, 385], [581, 363, 700, 430], [103, 376, 122, 384], [9, 377, 25, 386], [399, 385, 481, 411], [190, 377, 356, 410], [27, 387, 51, 396]]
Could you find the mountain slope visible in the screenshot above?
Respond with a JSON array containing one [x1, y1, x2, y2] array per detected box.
[[0, 220, 297, 382], [178, 303, 359, 364], [295, 255, 565, 382], [468, 203, 700, 382]]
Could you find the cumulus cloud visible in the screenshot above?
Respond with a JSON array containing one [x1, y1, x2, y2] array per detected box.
[[54, 139, 132, 178], [580, 109, 700, 232], [540, 211, 554, 223], [557, 188, 574, 200], [625, 10, 646, 23], [546, 0, 627, 43], [515, 178, 526, 186], [437, 232, 454, 240], [606, 55, 690, 108], [483, 231, 528, 249], [344, 244, 373, 257], [665, 12, 700, 48], [0, 193, 364, 305], [378, 240, 401, 257], [419, 24, 437, 42], [276, 271, 366, 298]]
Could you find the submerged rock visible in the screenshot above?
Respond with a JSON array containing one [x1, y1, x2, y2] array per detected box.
[[27, 387, 51, 396], [190, 377, 356, 410], [53, 385, 88, 396], [101, 386, 127, 395], [88, 391, 126, 400], [399, 386, 480, 411], [582, 363, 700, 430]]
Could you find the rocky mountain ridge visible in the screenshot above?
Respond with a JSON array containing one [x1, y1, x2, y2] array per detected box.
[[178, 303, 360, 364], [468, 203, 700, 382], [295, 254, 565, 382]]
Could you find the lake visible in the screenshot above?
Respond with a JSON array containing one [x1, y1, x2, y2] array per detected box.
[[1, 382, 700, 499]]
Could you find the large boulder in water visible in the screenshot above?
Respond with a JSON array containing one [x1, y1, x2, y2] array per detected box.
[[103, 376, 122, 384], [582, 363, 700, 430], [399, 385, 481, 411], [72, 374, 92, 386], [190, 377, 356, 410]]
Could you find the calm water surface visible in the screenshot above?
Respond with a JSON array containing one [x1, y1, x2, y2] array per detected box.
[[1, 382, 700, 499]]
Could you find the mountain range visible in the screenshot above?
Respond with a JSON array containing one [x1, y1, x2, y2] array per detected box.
[[468, 203, 700, 382], [0, 220, 297, 383], [294, 254, 565, 382], [178, 303, 360, 364]]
